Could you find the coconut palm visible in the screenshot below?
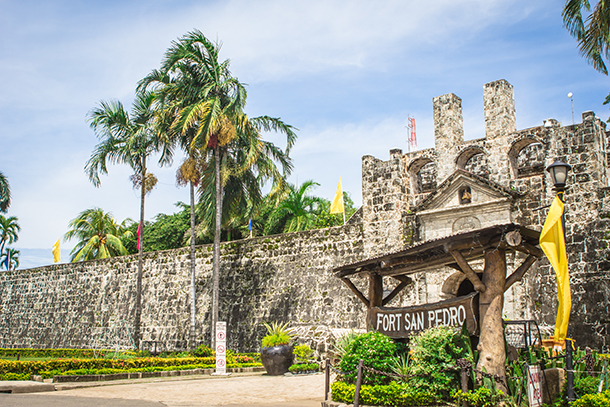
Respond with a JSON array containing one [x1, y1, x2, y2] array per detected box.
[[64, 208, 132, 261], [85, 91, 170, 349], [0, 171, 10, 213], [0, 214, 20, 254], [265, 180, 323, 234], [1, 247, 20, 271], [563, 0, 610, 74], [139, 30, 296, 348]]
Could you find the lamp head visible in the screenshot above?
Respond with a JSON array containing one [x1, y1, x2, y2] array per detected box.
[[546, 159, 572, 190]]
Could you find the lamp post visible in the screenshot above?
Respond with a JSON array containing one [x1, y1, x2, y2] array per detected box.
[[546, 159, 575, 403]]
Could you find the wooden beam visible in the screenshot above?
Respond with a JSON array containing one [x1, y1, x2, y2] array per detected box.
[[504, 255, 537, 291], [512, 242, 543, 258], [369, 274, 383, 308], [450, 250, 487, 293], [382, 276, 412, 306], [340, 277, 370, 307]]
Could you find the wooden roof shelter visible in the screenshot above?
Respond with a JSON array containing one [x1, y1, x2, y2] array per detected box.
[[332, 223, 543, 391]]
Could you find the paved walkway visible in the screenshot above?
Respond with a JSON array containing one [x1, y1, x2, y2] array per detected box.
[[0, 372, 326, 407]]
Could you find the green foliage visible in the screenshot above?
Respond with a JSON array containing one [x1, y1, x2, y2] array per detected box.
[[571, 389, 610, 407], [288, 363, 319, 373], [337, 331, 396, 386], [293, 344, 313, 363], [0, 372, 30, 381], [311, 192, 358, 229], [0, 348, 142, 359], [123, 203, 195, 254], [64, 207, 132, 261], [261, 322, 294, 347], [388, 354, 410, 384], [191, 344, 214, 358], [331, 331, 359, 361], [452, 387, 505, 407], [331, 381, 436, 407], [0, 171, 11, 213], [406, 326, 471, 397]]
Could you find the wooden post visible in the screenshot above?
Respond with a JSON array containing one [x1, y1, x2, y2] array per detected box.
[[461, 366, 469, 407], [477, 249, 508, 392], [354, 359, 364, 407], [366, 273, 383, 329], [325, 358, 330, 401]]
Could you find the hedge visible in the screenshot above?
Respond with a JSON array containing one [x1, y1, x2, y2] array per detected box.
[[331, 381, 436, 407], [0, 348, 141, 359], [571, 389, 610, 407]]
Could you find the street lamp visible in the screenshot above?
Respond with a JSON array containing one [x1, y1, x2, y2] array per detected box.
[[546, 159, 572, 193], [546, 158, 575, 402]]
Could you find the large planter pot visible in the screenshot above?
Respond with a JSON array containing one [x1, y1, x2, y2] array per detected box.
[[261, 344, 293, 375]]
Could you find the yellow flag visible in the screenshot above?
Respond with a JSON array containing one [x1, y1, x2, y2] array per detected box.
[[330, 177, 344, 214], [539, 195, 571, 342], [52, 239, 61, 263]]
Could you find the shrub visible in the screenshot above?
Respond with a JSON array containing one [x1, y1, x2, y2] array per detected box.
[[288, 363, 318, 373], [337, 331, 396, 386], [331, 331, 359, 361], [452, 387, 505, 407], [293, 344, 313, 363], [261, 322, 294, 347], [571, 389, 610, 407], [331, 381, 435, 406], [0, 372, 30, 381], [406, 326, 470, 397], [191, 344, 214, 357]]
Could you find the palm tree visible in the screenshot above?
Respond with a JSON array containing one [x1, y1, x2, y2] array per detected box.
[[1, 247, 20, 270], [0, 171, 10, 213], [64, 208, 132, 261], [0, 214, 20, 254], [85, 91, 170, 349], [265, 180, 322, 234], [563, 0, 610, 74], [139, 30, 296, 348]]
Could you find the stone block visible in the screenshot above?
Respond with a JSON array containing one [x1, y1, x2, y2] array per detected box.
[[541, 368, 565, 405]]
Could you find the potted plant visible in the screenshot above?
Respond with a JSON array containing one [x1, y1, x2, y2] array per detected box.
[[260, 321, 294, 375]]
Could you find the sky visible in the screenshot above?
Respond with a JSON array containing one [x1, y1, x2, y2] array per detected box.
[[1, 0, 608, 269]]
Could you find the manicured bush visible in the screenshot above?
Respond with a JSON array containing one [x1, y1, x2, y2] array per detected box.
[[452, 387, 505, 407], [288, 363, 318, 373], [0, 348, 142, 359], [407, 326, 470, 397], [337, 331, 396, 386], [571, 389, 610, 407], [331, 381, 435, 407], [191, 344, 214, 357], [293, 344, 313, 363]]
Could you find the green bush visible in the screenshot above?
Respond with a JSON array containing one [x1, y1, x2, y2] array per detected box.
[[0, 348, 143, 359], [293, 344, 313, 363], [452, 387, 505, 407], [191, 344, 214, 357], [571, 389, 610, 407], [288, 363, 318, 373], [407, 326, 470, 397], [0, 372, 30, 381], [331, 381, 435, 406], [337, 331, 396, 386]]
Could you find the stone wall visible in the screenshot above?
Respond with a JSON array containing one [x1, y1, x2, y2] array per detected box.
[[0, 224, 367, 353]]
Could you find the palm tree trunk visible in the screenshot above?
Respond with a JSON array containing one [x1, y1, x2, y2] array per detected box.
[[189, 179, 197, 349], [211, 146, 222, 349], [134, 156, 146, 351]]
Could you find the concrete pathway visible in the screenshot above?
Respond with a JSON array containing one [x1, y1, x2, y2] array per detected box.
[[0, 372, 326, 407]]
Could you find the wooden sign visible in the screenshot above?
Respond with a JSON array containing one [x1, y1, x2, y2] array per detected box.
[[369, 292, 479, 338]]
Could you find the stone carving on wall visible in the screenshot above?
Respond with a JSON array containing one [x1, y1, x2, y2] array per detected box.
[[453, 216, 481, 233]]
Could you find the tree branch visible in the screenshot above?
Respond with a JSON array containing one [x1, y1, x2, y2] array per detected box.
[[504, 255, 537, 291], [450, 250, 487, 293]]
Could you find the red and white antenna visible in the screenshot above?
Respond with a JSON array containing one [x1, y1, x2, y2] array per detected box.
[[407, 116, 417, 152]]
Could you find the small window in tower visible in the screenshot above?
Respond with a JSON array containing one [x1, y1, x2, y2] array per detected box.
[[459, 186, 472, 204]]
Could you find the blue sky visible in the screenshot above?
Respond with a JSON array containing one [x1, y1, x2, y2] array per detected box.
[[1, 0, 608, 269]]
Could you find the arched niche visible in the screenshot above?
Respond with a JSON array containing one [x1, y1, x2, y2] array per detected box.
[[508, 137, 545, 179], [408, 158, 437, 194], [456, 147, 489, 178], [441, 270, 484, 298]]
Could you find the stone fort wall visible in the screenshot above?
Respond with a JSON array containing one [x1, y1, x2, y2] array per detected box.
[[0, 224, 367, 353], [2, 79, 609, 352]]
